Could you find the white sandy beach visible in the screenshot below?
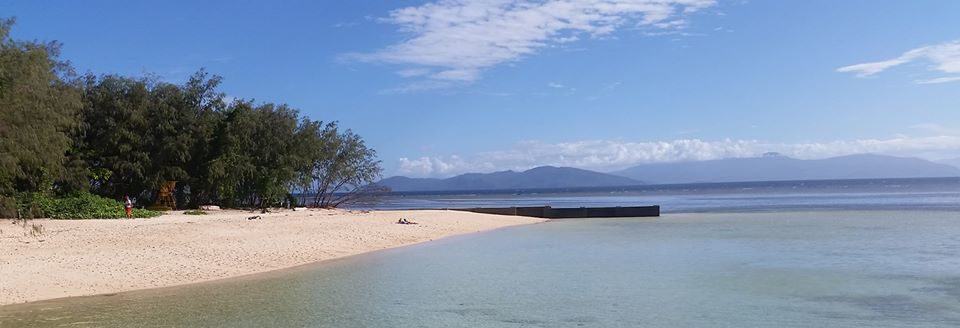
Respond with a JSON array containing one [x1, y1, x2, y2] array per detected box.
[[0, 209, 544, 305]]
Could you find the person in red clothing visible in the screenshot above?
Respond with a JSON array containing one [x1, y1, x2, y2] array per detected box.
[[124, 195, 133, 219]]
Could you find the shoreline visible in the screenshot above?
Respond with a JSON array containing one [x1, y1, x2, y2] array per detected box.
[[0, 209, 546, 306]]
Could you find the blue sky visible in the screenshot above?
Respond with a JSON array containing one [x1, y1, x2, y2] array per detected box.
[[3, 0, 959, 177]]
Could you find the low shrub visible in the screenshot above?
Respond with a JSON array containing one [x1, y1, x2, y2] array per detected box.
[[23, 192, 161, 219], [0, 195, 18, 218], [0, 192, 54, 219], [130, 208, 162, 219], [183, 209, 207, 215]]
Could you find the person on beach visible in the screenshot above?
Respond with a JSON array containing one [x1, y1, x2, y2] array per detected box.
[[124, 195, 133, 219]]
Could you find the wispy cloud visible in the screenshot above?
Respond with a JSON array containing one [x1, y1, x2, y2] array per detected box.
[[351, 0, 716, 88], [378, 80, 458, 94], [838, 40, 960, 84], [396, 68, 432, 77], [915, 76, 960, 84], [396, 135, 960, 177]]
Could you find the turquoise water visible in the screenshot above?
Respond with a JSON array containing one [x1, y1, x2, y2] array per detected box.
[[2, 210, 960, 327]]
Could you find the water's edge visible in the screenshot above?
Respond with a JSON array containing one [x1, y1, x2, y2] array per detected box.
[[0, 219, 549, 310]]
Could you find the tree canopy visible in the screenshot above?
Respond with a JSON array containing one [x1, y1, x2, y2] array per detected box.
[[0, 18, 82, 195], [0, 19, 382, 215]]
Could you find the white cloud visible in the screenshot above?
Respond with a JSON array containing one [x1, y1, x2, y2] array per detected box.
[[353, 0, 716, 86], [396, 68, 432, 77], [379, 80, 457, 94], [398, 155, 499, 177], [547, 82, 566, 88], [838, 40, 960, 83], [431, 68, 482, 81], [395, 135, 960, 177], [915, 76, 960, 84]]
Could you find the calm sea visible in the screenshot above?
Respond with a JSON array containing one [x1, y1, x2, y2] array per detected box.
[[2, 177, 959, 327], [361, 177, 960, 213]]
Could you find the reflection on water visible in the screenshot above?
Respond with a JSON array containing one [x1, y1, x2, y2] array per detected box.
[[2, 211, 960, 327]]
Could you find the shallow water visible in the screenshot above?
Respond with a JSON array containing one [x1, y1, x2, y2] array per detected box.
[[2, 210, 960, 327]]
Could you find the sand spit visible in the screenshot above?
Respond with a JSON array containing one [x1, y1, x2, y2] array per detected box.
[[0, 209, 544, 305]]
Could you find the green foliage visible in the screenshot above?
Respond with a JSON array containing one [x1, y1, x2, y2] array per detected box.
[[16, 191, 54, 218], [0, 192, 159, 219], [207, 101, 306, 207], [75, 74, 154, 199], [0, 18, 382, 213], [0, 18, 83, 195], [41, 192, 160, 219], [130, 208, 161, 218], [300, 123, 384, 208], [183, 209, 207, 215], [0, 192, 50, 219], [75, 71, 227, 205], [0, 195, 15, 217]]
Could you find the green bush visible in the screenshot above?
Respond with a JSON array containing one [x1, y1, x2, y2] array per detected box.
[[0, 192, 54, 219], [50, 193, 162, 219], [130, 208, 161, 219], [183, 209, 207, 215], [1, 192, 162, 219], [0, 195, 17, 218]]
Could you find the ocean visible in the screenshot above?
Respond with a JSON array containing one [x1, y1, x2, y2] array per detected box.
[[361, 177, 960, 213]]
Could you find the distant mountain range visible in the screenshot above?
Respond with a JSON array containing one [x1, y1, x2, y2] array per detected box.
[[936, 157, 960, 170], [378, 166, 642, 192], [614, 153, 960, 184], [378, 154, 960, 192]]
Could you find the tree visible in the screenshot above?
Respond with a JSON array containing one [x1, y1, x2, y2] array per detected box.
[[206, 101, 303, 208], [1, 17, 382, 212], [0, 18, 82, 195], [145, 70, 225, 207], [205, 100, 257, 207], [75, 71, 226, 206], [245, 103, 301, 207], [306, 122, 383, 208], [177, 71, 227, 207], [74, 74, 153, 199]]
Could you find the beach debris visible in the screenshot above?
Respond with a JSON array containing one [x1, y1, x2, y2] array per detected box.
[[397, 218, 418, 225], [247, 215, 262, 220], [28, 223, 44, 237], [293, 207, 308, 211], [199, 205, 221, 211]]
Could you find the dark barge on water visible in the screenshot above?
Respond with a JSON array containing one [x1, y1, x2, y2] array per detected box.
[[458, 205, 659, 219]]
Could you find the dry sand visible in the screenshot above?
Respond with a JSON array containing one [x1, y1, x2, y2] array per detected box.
[[0, 209, 544, 305]]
